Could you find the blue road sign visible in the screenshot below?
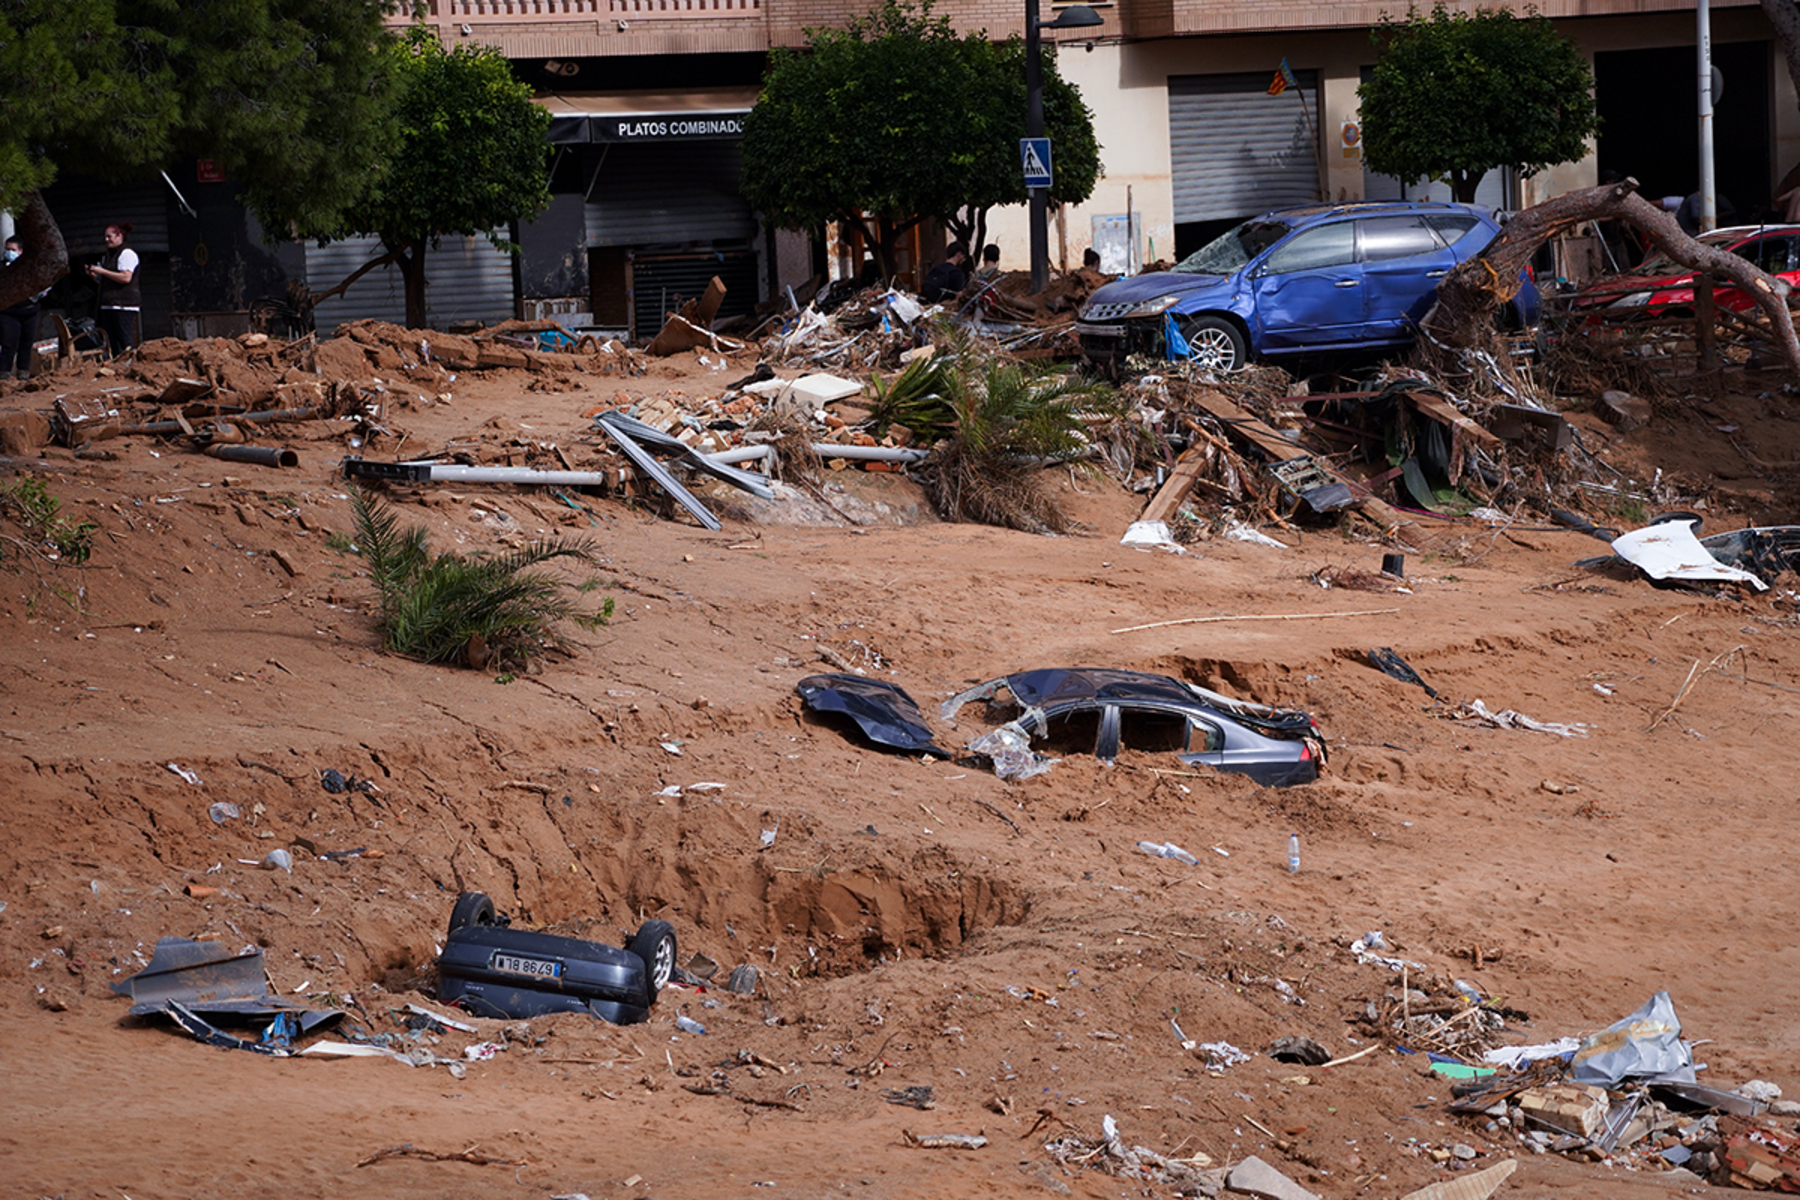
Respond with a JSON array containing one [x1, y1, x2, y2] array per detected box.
[[1020, 138, 1053, 189]]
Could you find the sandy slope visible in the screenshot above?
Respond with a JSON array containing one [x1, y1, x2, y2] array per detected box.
[[1, 351, 1796, 1200]]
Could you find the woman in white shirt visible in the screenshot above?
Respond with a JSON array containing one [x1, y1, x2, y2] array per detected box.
[[86, 222, 141, 354]]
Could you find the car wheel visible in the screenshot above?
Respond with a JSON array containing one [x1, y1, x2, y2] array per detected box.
[[628, 919, 678, 1003], [1179, 316, 1246, 373], [447, 892, 497, 935]]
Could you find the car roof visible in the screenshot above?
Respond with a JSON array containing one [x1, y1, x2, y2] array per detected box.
[[1276, 200, 1484, 222]]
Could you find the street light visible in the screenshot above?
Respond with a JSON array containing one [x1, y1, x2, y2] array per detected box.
[[1025, 2, 1104, 292]]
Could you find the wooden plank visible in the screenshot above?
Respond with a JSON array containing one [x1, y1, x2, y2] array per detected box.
[[1186, 387, 1309, 462], [1139, 443, 1214, 524], [1404, 391, 1502, 449], [695, 276, 727, 327]]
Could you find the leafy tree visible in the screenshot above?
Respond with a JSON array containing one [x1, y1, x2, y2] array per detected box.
[[743, 0, 1100, 279], [1359, 4, 1598, 204], [0, 0, 399, 308], [315, 27, 552, 329]]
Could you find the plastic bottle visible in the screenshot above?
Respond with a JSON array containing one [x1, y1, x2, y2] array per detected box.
[[1136, 841, 1198, 866], [1287, 833, 1300, 874]]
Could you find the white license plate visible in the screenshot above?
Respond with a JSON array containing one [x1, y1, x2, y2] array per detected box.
[[490, 952, 561, 979]]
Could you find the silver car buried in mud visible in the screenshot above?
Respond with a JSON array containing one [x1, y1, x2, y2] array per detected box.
[[940, 668, 1326, 787]]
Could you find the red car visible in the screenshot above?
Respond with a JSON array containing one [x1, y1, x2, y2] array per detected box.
[[1578, 224, 1800, 314]]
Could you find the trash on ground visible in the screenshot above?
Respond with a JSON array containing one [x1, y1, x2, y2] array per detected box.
[[902, 1130, 987, 1150], [1570, 990, 1695, 1087], [883, 1085, 936, 1110], [1268, 1036, 1332, 1066], [1452, 699, 1589, 738], [1135, 840, 1199, 865], [1368, 647, 1439, 698]]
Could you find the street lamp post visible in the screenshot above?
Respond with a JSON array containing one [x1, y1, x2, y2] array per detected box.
[[1025, 3, 1103, 293]]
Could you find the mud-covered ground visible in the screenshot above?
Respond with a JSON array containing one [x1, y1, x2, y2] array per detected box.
[[2, 347, 1797, 1200]]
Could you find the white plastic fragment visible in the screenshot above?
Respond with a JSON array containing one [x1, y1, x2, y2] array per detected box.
[[1611, 519, 1766, 590], [1120, 520, 1187, 554], [165, 762, 202, 785], [1224, 523, 1288, 549]]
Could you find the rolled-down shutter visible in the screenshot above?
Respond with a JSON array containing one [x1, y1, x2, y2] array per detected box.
[[1169, 71, 1322, 225], [306, 234, 514, 333], [584, 142, 755, 249]]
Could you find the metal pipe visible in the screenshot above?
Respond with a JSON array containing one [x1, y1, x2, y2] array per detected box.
[[1698, 0, 1716, 233], [1026, 0, 1047, 294], [207, 445, 298, 468], [123, 406, 322, 436], [809, 443, 928, 463], [708, 445, 772, 465]]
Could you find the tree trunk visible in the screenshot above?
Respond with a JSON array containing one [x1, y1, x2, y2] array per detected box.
[[1761, 1, 1800, 122], [0, 191, 70, 311], [387, 237, 428, 329], [1452, 173, 1480, 205], [1421, 177, 1800, 380]]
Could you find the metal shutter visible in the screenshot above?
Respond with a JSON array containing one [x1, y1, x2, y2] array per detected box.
[[42, 180, 171, 254], [1169, 72, 1322, 224], [306, 234, 515, 333], [584, 142, 755, 249], [628, 250, 758, 342]]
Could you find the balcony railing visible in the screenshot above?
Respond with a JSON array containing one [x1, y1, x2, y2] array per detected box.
[[406, 0, 759, 19]]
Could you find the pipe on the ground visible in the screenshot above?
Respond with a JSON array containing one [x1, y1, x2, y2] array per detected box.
[[207, 445, 299, 468]]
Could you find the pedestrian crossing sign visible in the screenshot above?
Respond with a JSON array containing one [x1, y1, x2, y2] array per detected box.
[[1020, 138, 1053, 189]]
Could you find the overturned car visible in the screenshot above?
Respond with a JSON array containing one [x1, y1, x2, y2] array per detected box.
[[436, 892, 677, 1026], [941, 668, 1325, 787]]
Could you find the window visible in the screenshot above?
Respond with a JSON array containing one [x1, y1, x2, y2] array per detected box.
[[1188, 717, 1224, 753], [1119, 710, 1189, 754], [1039, 710, 1100, 755], [1734, 236, 1799, 274], [1424, 213, 1484, 245], [1358, 216, 1444, 263], [1263, 222, 1357, 273]]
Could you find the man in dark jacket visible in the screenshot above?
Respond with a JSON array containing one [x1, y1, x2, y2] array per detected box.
[[920, 242, 969, 303]]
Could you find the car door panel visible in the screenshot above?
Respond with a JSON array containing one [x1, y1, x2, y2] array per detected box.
[[1250, 220, 1361, 349], [1359, 215, 1457, 341]]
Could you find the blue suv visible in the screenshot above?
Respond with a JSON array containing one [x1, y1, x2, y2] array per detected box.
[[1076, 201, 1539, 373]]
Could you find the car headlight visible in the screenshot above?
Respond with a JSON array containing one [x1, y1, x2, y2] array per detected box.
[[1609, 291, 1651, 309], [1125, 294, 1180, 318]]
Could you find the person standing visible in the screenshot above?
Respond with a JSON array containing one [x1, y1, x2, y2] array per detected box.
[[974, 244, 1001, 281], [920, 241, 969, 303], [0, 236, 47, 381], [86, 222, 140, 355]]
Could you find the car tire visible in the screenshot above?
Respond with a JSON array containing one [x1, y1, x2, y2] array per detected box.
[[447, 892, 498, 935], [1178, 316, 1246, 373], [628, 919, 678, 1004]]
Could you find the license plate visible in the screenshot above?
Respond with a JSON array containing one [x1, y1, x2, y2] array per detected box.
[[490, 952, 561, 979]]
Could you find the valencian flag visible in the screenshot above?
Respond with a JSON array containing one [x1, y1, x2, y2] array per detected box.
[[1267, 57, 1299, 96]]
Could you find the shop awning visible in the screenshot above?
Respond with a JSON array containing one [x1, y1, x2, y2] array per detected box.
[[537, 87, 759, 146]]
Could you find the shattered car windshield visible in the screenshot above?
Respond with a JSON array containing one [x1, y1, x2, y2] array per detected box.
[[1632, 231, 1739, 276], [1173, 220, 1291, 275]]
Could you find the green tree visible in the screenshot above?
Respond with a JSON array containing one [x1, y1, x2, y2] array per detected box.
[[742, 0, 1100, 279], [319, 27, 552, 329], [0, 0, 399, 308], [1358, 4, 1598, 204]]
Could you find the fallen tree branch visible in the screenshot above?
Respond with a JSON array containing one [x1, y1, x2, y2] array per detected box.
[[1111, 608, 1400, 634], [1424, 177, 1800, 380], [356, 1143, 526, 1168]]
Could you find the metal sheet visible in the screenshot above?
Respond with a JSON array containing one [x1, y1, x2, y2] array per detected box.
[[306, 233, 514, 333], [594, 418, 722, 530], [1168, 71, 1321, 225]]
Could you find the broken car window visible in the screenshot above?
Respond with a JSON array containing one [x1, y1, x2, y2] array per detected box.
[[1039, 709, 1101, 755], [1118, 709, 1188, 754], [1174, 220, 1292, 276], [1358, 216, 1443, 262]]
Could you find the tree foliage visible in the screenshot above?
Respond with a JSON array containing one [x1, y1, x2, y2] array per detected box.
[[312, 26, 552, 328], [742, 0, 1100, 277], [0, 0, 399, 307], [1358, 4, 1598, 203]]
